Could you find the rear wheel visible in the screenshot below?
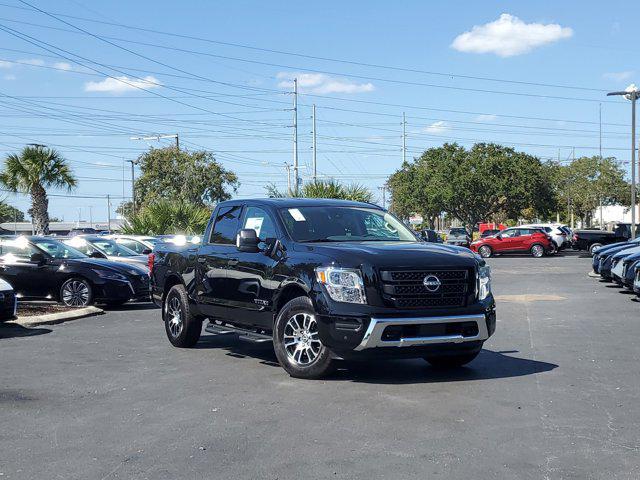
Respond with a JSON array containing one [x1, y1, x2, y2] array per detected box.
[[273, 296, 335, 379], [589, 243, 602, 255], [60, 278, 93, 307], [164, 284, 202, 347], [530, 244, 545, 258], [424, 350, 480, 368], [478, 245, 492, 258]]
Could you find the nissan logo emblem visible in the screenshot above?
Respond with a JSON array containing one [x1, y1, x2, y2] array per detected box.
[[423, 275, 441, 292]]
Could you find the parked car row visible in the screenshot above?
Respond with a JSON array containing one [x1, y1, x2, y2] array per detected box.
[[591, 237, 640, 295], [469, 223, 572, 258], [572, 223, 638, 254], [0, 233, 196, 317]]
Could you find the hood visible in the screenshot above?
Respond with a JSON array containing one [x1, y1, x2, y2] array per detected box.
[[68, 258, 148, 276], [612, 245, 640, 259], [293, 241, 479, 269], [602, 243, 640, 258]]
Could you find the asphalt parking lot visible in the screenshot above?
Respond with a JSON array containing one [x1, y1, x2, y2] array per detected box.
[[1, 252, 639, 479]]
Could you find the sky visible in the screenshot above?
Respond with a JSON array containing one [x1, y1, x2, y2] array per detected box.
[[0, 0, 637, 223]]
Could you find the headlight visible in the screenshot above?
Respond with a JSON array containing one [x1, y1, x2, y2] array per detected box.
[[315, 267, 366, 304], [92, 269, 127, 281], [477, 265, 491, 301]]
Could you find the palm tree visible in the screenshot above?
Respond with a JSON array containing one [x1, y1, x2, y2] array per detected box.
[[0, 145, 77, 234]]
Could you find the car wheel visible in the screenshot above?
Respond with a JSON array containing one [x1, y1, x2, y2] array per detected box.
[[530, 244, 545, 258], [273, 296, 335, 379], [589, 243, 602, 255], [164, 284, 202, 348], [424, 350, 480, 368], [478, 245, 492, 258], [60, 278, 93, 307]]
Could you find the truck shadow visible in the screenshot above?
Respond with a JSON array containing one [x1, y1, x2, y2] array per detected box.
[[0, 323, 51, 339], [195, 334, 557, 384]]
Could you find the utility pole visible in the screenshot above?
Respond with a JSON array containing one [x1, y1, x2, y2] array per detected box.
[[126, 159, 137, 215], [608, 86, 639, 239], [599, 103, 604, 228], [106, 194, 111, 234], [131, 133, 179, 150], [89, 206, 93, 229], [312, 104, 317, 183], [378, 185, 388, 209], [402, 112, 407, 164], [292, 78, 299, 196]]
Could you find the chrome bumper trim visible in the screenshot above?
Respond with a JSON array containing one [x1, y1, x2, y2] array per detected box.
[[354, 313, 488, 351]]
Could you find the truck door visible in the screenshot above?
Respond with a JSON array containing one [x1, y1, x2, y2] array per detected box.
[[225, 205, 281, 329], [195, 204, 243, 319]]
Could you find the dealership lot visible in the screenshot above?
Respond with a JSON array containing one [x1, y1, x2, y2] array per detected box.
[[1, 252, 639, 479]]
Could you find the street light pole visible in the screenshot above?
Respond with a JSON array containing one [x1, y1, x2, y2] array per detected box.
[[608, 86, 638, 239]]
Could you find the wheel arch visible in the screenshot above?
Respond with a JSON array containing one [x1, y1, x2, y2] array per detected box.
[[273, 282, 310, 322], [162, 274, 184, 306]]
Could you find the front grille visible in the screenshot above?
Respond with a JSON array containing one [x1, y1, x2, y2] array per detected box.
[[0, 291, 15, 308], [132, 275, 150, 296], [379, 269, 473, 309]]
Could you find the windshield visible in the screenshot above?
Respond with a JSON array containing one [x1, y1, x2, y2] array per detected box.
[[449, 228, 467, 236], [90, 238, 137, 257], [32, 238, 87, 259], [280, 206, 417, 242]]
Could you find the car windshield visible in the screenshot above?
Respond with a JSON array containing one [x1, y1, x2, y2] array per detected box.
[[449, 228, 467, 236], [280, 206, 417, 242], [90, 239, 137, 257], [32, 238, 86, 259]]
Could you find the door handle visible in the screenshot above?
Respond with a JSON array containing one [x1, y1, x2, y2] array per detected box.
[[228, 258, 239, 266]]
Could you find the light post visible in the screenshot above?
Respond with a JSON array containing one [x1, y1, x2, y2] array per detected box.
[[608, 84, 638, 239]]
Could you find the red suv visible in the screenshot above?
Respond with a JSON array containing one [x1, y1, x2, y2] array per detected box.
[[470, 227, 553, 258]]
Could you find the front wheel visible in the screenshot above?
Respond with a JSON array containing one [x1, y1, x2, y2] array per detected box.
[[478, 245, 492, 258], [530, 244, 545, 258], [273, 296, 335, 379], [424, 350, 480, 368], [60, 278, 93, 307], [589, 243, 602, 255], [164, 284, 202, 347]]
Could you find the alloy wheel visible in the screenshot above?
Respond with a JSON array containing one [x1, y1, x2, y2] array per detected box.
[[61, 280, 90, 307], [479, 246, 491, 258], [532, 245, 544, 257], [283, 312, 322, 366], [166, 296, 183, 338]]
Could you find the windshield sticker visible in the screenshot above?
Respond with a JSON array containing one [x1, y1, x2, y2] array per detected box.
[[288, 208, 306, 222]]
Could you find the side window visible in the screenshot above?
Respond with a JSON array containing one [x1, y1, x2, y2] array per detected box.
[[118, 239, 142, 253], [209, 205, 242, 244], [242, 206, 277, 240], [502, 229, 518, 238], [519, 228, 532, 236], [0, 239, 38, 260]]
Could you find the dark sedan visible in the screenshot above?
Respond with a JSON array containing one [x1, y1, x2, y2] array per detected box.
[[0, 236, 150, 307]]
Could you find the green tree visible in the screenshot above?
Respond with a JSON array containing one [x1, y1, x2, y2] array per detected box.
[[389, 143, 555, 232], [0, 200, 24, 223], [121, 199, 211, 235], [266, 179, 373, 202], [0, 145, 76, 234], [134, 147, 239, 208], [556, 156, 630, 226]]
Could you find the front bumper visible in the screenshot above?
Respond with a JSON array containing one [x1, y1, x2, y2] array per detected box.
[[354, 313, 489, 350]]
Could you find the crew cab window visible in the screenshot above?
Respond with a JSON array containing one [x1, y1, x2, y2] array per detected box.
[[242, 206, 277, 240], [210, 205, 242, 244]]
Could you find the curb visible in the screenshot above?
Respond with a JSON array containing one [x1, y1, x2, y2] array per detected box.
[[10, 306, 105, 327]]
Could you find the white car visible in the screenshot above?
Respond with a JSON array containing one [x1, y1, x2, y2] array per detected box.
[[107, 235, 157, 255], [520, 224, 568, 250], [0, 277, 17, 321]]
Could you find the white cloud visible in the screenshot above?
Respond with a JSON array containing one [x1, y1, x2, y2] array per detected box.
[[423, 121, 450, 134], [451, 14, 573, 57], [603, 71, 634, 82], [476, 114, 497, 122], [3, 74, 16, 81], [277, 72, 374, 94], [18, 58, 45, 66], [0, 61, 12, 69], [53, 62, 73, 71], [84, 75, 162, 94]]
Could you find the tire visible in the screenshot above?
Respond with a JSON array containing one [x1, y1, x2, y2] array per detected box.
[[478, 245, 492, 258], [60, 277, 93, 307], [424, 350, 480, 368], [530, 243, 545, 258], [273, 296, 335, 379], [164, 284, 202, 348], [589, 243, 602, 255]]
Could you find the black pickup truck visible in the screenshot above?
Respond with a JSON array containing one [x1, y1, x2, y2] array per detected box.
[[572, 223, 639, 254], [150, 198, 496, 379]]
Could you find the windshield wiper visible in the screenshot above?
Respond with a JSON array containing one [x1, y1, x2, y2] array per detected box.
[[299, 238, 340, 243]]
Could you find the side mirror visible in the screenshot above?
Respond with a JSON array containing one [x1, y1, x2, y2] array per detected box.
[[236, 229, 260, 253], [496, 234, 502, 240], [30, 252, 46, 265], [89, 251, 107, 259], [142, 248, 152, 255]]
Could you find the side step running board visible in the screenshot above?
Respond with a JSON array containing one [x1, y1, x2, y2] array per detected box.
[[205, 322, 272, 343]]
